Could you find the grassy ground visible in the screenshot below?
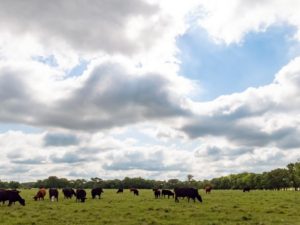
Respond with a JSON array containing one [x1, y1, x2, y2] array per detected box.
[[0, 189, 299, 225]]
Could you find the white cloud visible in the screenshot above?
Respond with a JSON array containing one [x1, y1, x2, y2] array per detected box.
[[183, 57, 300, 146], [197, 0, 300, 44], [0, 57, 193, 131], [0, 0, 162, 54]]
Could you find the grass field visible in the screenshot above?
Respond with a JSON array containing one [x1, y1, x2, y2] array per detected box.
[[0, 189, 299, 225]]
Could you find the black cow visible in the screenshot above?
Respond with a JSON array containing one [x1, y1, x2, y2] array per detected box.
[[116, 188, 123, 193], [76, 189, 87, 202], [49, 188, 59, 201], [0, 190, 25, 206], [91, 187, 103, 199], [130, 188, 139, 196], [161, 189, 174, 198], [62, 188, 76, 199], [243, 187, 250, 192], [174, 188, 202, 203], [153, 189, 161, 199], [133, 189, 139, 196]]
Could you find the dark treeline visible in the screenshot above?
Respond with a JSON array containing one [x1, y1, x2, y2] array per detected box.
[[1, 162, 299, 190]]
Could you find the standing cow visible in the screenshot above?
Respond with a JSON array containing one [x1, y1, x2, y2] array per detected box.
[[174, 188, 202, 203], [34, 188, 46, 201], [205, 186, 212, 194], [62, 188, 76, 199], [76, 189, 87, 202], [49, 188, 59, 201], [161, 190, 174, 198], [91, 187, 103, 199], [0, 190, 25, 206], [153, 189, 161, 199]]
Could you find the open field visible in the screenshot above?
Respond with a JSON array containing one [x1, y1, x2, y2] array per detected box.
[[0, 189, 299, 225]]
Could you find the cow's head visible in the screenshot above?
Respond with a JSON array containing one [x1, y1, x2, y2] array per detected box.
[[19, 198, 25, 206]]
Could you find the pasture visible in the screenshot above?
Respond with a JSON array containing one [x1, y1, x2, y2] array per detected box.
[[0, 189, 299, 225]]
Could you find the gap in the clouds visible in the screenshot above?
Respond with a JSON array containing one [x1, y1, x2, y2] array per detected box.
[[0, 123, 43, 133], [177, 24, 300, 100], [67, 59, 89, 77], [32, 55, 58, 67]]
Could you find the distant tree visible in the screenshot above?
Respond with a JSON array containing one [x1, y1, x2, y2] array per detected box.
[[0, 180, 8, 189], [187, 174, 194, 182], [167, 179, 181, 188], [287, 163, 300, 191], [8, 181, 20, 189], [264, 168, 289, 190]]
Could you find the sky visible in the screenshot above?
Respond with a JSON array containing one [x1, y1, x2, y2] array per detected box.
[[0, 0, 300, 182]]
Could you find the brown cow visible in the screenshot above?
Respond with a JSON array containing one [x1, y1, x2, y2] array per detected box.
[[34, 188, 46, 201], [205, 186, 212, 194]]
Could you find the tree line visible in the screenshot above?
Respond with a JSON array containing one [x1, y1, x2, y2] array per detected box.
[[1, 161, 299, 190]]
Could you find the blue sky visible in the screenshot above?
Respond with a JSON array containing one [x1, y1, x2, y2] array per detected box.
[[1, 0, 300, 181], [178, 25, 300, 100]]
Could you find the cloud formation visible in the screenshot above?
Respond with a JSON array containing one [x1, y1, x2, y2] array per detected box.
[[1, 0, 300, 181], [0, 58, 191, 131], [197, 0, 300, 44], [0, 0, 163, 54]]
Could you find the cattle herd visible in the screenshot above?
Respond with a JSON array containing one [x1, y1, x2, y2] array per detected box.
[[0, 186, 250, 207]]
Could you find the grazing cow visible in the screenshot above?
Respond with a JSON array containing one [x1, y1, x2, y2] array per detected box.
[[161, 189, 174, 198], [34, 188, 46, 201], [153, 189, 161, 199], [0, 190, 25, 206], [116, 188, 123, 194], [49, 188, 59, 201], [174, 188, 202, 203], [243, 187, 250, 192], [62, 188, 76, 199], [205, 186, 212, 194], [76, 189, 87, 202], [133, 189, 139, 196], [91, 187, 104, 199], [130, 188, 139, 196]]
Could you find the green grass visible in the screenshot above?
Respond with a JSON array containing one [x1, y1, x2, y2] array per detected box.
[[0, 189, 299, 225]]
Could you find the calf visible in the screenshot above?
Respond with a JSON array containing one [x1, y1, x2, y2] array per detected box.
[[34, 188, 46, 201], [174, 188, 202, 203], [76, 189, 87, 202], [49, 188, 59, 201], [91, 187, 103, 199], [62, 188, 76, 199], [161, 189, 174, 198], [0, 190, 25, 206]]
